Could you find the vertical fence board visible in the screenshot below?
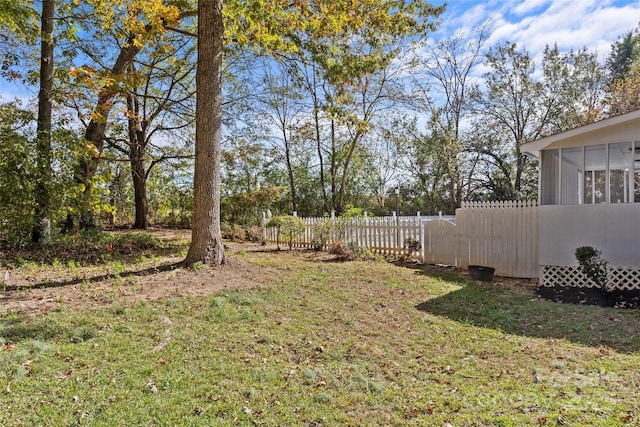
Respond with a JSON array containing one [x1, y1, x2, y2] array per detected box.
[[263, 203, 538, 278]]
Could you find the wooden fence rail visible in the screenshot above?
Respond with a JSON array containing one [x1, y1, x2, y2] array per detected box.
[[264, 201, 538, 278]]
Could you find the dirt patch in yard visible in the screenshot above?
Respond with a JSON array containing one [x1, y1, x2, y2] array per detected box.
[[0, 230, 283, 317], [4, 227, 637, 317]]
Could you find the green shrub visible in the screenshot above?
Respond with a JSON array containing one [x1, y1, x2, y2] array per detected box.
[[341, 206, 364, 219], [265, 215, 305, 250], [574, 246, 608, 290], [348, 241, 380, 261]]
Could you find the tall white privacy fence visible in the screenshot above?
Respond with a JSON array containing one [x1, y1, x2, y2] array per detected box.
[[442, 201, 538, 278], [264, 201, 538, 278]]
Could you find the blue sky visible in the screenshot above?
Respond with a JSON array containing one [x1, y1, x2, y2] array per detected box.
[[1, 1, 640, 101], [434, 0, 640, 61]]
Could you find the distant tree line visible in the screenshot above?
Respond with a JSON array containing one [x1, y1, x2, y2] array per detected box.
[[0, 1, 638, 250]]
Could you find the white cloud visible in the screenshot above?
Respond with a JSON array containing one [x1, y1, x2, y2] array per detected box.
[[436, 0, 640, 60], [512, 0, 551, 17]]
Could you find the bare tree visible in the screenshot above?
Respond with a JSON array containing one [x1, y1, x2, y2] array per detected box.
[[103, 37, 196, 229], [408, 24, 489, 210], [256, 60, 305, 213]]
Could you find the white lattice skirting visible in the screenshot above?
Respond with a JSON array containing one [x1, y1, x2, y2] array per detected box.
[[542, 266, 640, 291]]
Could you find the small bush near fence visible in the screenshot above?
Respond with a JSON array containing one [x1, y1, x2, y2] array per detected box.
[[403, 237, 422, 257], [328, 240, 351, 258], [310, 217, 353, 251], [574, 246, 608, 291], [221, 223, 265, 244], [265, 215, 306, 250], [328, 240, 380, 262]]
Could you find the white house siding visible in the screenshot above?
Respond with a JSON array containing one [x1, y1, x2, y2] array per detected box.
[[539, 204, 640, 268], [520, 110, 640, 158]]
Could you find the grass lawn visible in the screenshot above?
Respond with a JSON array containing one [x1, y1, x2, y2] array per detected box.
[[1, 236, 640, 426]]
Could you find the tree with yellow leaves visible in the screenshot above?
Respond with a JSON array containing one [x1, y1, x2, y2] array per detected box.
[[58, 0, 444, 264], [604, 26, 640, 116], [605, 57, 640, 116], [62, 0, 189, 229], [187, 0, 444, 266]]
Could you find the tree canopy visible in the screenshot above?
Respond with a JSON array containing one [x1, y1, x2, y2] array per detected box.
[[0, 2, 638, 250]]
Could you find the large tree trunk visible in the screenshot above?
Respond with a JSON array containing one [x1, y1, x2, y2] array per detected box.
[[127, 92, 150, 229], [131, 151, 149, 229], [32, 0, 54, 244], [184, 0, 225, 267]]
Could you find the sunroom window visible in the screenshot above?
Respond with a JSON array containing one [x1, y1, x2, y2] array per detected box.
[[540, 142, 637, 205], [584, 144, 606, 204], [561, 147, 581, 205], [609, 142, 632, 203]]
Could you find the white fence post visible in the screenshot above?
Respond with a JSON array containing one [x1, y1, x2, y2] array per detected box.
[[261, 201, 538, 277]]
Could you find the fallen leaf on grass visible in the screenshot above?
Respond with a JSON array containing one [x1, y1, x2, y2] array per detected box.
[[57, 368, 74, 380], [146, 379, 158, 393], [441, 365, 456, 374]]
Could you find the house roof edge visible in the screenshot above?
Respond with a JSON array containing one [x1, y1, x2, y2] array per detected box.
[[520, 109, 640, 159]]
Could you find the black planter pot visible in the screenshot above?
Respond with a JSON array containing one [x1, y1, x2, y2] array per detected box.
[[468, 265, 495, 282]]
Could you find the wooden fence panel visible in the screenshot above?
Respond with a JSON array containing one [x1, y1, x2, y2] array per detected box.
[[424, 220, 458, 265], [455, 200, 538, 277], [263, 202, 539, 278]]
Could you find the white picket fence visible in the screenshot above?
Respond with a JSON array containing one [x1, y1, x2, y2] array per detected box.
[[264, 200, 538, 278]]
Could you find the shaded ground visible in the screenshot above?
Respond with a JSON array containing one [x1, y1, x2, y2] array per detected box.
[[537, 285, 640, 308], [2, 229, 637, 317], [0, 230, 278, 316], [410, 260, 640, 309]]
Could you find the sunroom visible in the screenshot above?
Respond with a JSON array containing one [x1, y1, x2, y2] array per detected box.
[[520, 109, 640, 289], [538, 132, 640, 206]]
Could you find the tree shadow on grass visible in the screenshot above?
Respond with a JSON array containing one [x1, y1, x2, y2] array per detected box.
[[3, 262, 181, 292], [1, 245, 183, 269], [0, 313, 96, 344], [414, 270, 640, 354]]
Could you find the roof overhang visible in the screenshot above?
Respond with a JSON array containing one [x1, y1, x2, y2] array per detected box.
[[520, 109, 640, 159]]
